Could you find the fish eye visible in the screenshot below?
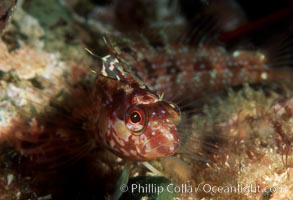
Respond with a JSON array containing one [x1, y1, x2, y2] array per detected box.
[[130, 111, 141, 123], [125, 106, 147, 133]]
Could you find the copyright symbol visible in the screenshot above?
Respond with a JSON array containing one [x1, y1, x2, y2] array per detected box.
[[120, 184, 128, 192], [269, 186, 277, 193]]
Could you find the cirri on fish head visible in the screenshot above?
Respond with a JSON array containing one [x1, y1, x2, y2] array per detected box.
[[93, 55, 180, 161]]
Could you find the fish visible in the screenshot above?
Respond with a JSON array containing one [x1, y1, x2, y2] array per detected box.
[[102, 30, 293, 163], [13, 32, 292, 165]]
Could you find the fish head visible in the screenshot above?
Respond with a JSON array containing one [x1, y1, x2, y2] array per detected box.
[[96, 55, 180, 161]]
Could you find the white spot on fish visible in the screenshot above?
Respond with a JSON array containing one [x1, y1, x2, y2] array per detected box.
[[109, 63, 115, 71], [166, 134, 174, 141], [110, 139, 115, 148], [210, 70, 217, 78], [261, 72, 268, 80], [259, 53, 266, 61], [140, 134, 147, 141], [101, 66, 108, 76], [233, 51, 239, 57]]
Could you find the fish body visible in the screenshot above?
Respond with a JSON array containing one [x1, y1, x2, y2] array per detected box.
[[116, 43, 286, 102]]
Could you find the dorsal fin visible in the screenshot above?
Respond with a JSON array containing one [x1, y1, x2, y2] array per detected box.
[[100, 54, 148, 90], [101, 55, 127, 81]]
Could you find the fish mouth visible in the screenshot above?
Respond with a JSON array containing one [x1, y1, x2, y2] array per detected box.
[[140, 136, 180, 160], [155, 141, 180, 155]]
